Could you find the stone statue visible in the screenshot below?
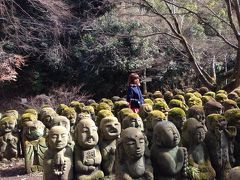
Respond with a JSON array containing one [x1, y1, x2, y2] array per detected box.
[[43, 126, 73, 180], [225, 108, 240, 166], [145, 110, 166, 148], [115, 127, 153, 180], [187, 105, 207, 131], [168, 107, 187, 136], [39, 107, 57, 130], [99, 116, 121, 175], [122, 113, 144, 132], [226, 166, 240, 180], [74, 118, 104, 180], [0, 116, 18, 161], [51, 115, 74, 149], [182, 118, 216, 180], [62, 107, 77, 134], [150, 121, 188, 180], [204, 100, 223, 116], [205, 114, 236, 180], [24, 120, 47, 173], [118, 108, 134, 123]]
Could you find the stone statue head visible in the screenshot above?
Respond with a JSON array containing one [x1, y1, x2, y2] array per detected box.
[[139, 103, 153, 120], [47, 126, 69, 151], [226, 166, 240, 180], [215, 93, 228, 103], [182, 118, 206, 147], [56, 104, 68, 115], [20, 113, 38, 128], [146, 110, 166, 130], [52, 115, 70, 132], [206, 114, 227, 132], [118, 127, 145, 161], [118, 108, 133, 123], [75, 118, 98, 149], [62, 107, 77, 125], [188, 96, 202, 107], [153, 121, 180, 148], [224, 108, 240, 127], [0, 116, 16, 134], [187, 105, 205, 124], [24, 120, 45, 141], [168, 107, 186, 132], [204, 100, 223, 116], [99, 116, 121, 141], [39, 107, 57, 129], [122, 113, 144, 132]]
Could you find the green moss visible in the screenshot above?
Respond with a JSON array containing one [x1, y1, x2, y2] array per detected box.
[[153, 101, 169, 112], [97, 102, 111, 112], [81, 105, 95, 115], [204, 91, 216, 98], [173, 95, 185, 103], [184, 93, 195, 102], [217, 90, 227, 95], [215, 93, 228, 102], [148, 110, 166, 120], [144, 98, 154, 106], [89, 102, 99, 112], [69, 101, 85, 114], [169, 99, 188, 111], [224, 108, 240, 125], [193, 92, 202, 99], [62, 107, 76, 118], [24, 108, 38, 117], [168, 107, 186, 119], [114, 100, 129, 111], [201, 95, 214, 105], [188, 96, 202, 107], [99, 98, 114, 109], [118, 108, 133, 122], [56, 104, 68, 115], [96, 109, 114, 126], [207, 113, 225, 122]]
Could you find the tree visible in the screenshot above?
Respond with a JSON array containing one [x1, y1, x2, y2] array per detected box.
[[120, 0, 240, 91]]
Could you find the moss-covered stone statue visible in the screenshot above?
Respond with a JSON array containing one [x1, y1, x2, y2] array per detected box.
[[56, 104, 69, 115], [145, 110, 166, 148], [114, 100, 129, 116], [228, 92, 239, 101], [164, 91, 173, 104], [139, 103, 153, 122], [187, 105, 207, 131], [225, 108, 240, 166], [69, 101, 85, 114], [74, 118, 104, 180], [150, 121, 188, 180], [24, 120, 47, 173], [43, 126, 73, 180], [96, 109, 114, 127], [0, 116, 18, 161], [187, 96, 202, 107], [39, 107, 57, 130], [99, 116, 121, 176], [115, 127, 153, 180], [216, 93, 228, 103], [222, 100, 238, 111], [118, 108, 134, 123], [169, 99, 188, 112], [122, 113, 144, 132], [62, 107, 77, 134], [205, 114, 236, 180], [168, 107, 187, 135], [153, 101, 169, 115], [182, 118, 216, 180]]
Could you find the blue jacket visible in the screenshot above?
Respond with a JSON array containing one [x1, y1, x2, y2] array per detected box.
[[127, 85, 144, 106]]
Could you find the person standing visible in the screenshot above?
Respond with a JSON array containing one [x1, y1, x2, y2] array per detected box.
[[127, 73, 144, 113]]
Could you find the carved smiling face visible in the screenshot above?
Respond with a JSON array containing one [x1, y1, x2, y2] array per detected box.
[[100, 116, 121, 140], [76, 118, 98, 149], [0, 117, 16, 133]]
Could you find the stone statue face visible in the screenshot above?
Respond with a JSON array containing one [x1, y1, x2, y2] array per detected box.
[[170, 117, 186, 132], [194, 127, 206, 143], [25, 121, 45, 140], [76, 119, 98, 149], [154, 121, 180, 148], [101, 117, 121, 140], [48, 126, 68, 151], [52, 116, 70, 132], [0, 118, 16, 133], [122, 128, 145, 160]]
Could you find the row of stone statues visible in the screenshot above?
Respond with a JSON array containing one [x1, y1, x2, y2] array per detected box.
[[1, 87, 240, 179]]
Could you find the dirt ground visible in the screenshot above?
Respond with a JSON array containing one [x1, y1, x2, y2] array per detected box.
[[0, 159, 42, 180]]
